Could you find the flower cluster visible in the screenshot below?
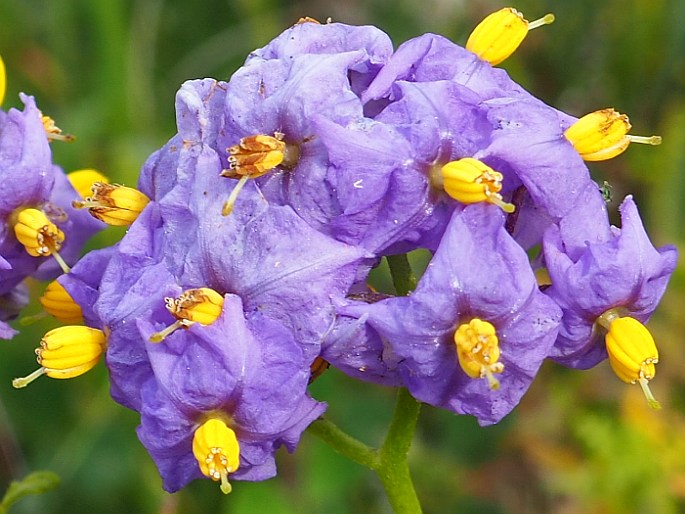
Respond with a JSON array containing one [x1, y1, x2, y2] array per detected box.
[[4, 8, 677, 494]]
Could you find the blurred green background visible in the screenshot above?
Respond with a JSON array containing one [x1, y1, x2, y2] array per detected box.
[[1, 0, 684, 512]]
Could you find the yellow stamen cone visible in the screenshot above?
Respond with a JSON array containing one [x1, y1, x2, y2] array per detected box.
[[12, 208, 70, 273], [193, 418, 240, 494], [41, 115, 75, 142], [12, 326, 107, 388], [466, 8, 555, 65], [0, 54, 6, 106], [39, 280, 83, 324], [598, 311, 661, 410], [439, 158, 515, 213], [564, 109, 661, 161], [150, 288, 224, 342], [221, 133, 291, 216], [454, 318, 504, 390], [73, 182, 150, 226]]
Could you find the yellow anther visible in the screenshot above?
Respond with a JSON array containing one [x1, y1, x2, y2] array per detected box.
[[564, 109, 662, 161], [466, 7, 555, 65], [41, 115, 75, 143], [72, 182, 150, 226], [192, 418, 240, 494], [597, 310, 661, 410], [437, 158, 515, 213], [454, 318, 504, 390], [0, 54, 6, 105], [67, 169, 110, 199], [39, 280, 83, 324], [220, 133, 293, 216], [309, 356, 330, 384], [149, 288, 224, 343], [295, 16, 321, 24], [12, 326, 107, 388], [12, 208, 70, 273]]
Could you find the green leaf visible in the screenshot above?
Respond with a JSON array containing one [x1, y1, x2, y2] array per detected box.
[[0, 471, 60, 514]]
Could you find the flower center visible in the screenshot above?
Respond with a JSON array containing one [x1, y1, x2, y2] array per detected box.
[[454, 318, 504, 390], [466, 7, 555, 66], [12, 207, 71, 273], [72, 182, 150, 226], [149, 288, 224, 343], [434, 157, 515, 213], [192, 418, 240, 494], [220, 132, 300, 215], [597, 309, 661, 409]]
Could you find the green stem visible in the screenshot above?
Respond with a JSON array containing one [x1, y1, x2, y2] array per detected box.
[[376, 388, 423, 514], [307, 417, 379, 470], [386, 254, 417, 296], [308, 388, 423, 514]]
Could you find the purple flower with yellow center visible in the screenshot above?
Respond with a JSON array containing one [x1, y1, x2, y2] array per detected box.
[[1, 94, 57, 295], [315, 76, 597, 254], [134, 293, 326, 493], [216, 21, 393, 223], [92, 182, 368, 411], [543, 195, 677, 407], [0, 94, 105, 319], [343, 204, 561, 425]]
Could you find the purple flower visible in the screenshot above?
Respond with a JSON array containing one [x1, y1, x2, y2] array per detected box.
[[316, 79, 596, 254], [344, 204, 561, 425], [543, 195, 677, 368], [94, 177, 368, 410], [206, 24, 394, 241], [0, 94, 104, 317], [135, 294, 326, 492], [0, 95, 55, 296]]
